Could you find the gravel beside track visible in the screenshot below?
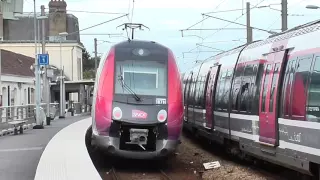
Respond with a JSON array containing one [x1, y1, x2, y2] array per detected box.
[[87, 129, 313, 180]]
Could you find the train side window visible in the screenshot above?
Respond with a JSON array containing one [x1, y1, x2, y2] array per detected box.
[[231, 65, 245, 111], [194, 75, 201, 108], [284, 60, 297, 117], [269, 63, 280, 112], [307, 57, 320, 122], [261, 64, 272, 112], [184, 73, 191, 102], [201, 75, 207, 108], [195, 75, 205, 108], [292, 57, 313, 120], [222, 71, 233, 110], [215, 71, 227, 110], [252, 63, 265, 115], [248, 64, 258, 114], [187, 76, 196, 105], [280, 61, 292, 117], [202, 71, 211, 107], [240, 64, 254, 112]]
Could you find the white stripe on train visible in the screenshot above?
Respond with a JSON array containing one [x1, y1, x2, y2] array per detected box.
[[214, 125, 320, 156]]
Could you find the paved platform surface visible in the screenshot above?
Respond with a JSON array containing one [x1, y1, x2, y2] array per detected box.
[[0, 115, 91, 180], [35, 117, 101, 180]]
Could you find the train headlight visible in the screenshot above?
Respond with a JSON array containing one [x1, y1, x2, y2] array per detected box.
[[157, 109, 167, 122], [112, 107, 122, 120]]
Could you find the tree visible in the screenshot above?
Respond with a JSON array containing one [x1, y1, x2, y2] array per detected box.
[[82, 47, 101, 79]]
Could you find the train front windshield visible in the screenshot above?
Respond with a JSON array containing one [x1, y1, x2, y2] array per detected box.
[[114, 59, 168, 97]]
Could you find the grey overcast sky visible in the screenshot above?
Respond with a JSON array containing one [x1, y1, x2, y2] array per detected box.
[[24, 0, 320, 72]]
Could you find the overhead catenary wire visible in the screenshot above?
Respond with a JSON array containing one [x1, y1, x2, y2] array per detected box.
[[202, 14, 276, 34], [266, 0, 307, 31], [43, 8, 127, 14], [202, 0, 267, 41], [66, 14, 128, 37], [193, 0, 228, 63]]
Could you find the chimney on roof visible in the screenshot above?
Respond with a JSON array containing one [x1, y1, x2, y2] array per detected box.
[[48, 0, 67, 38]]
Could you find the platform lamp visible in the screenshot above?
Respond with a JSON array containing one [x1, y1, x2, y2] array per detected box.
[[58, 32, 68, 118]]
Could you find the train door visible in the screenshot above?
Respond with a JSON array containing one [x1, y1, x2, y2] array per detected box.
[[259, 50, 287, 146], [205, 65, 221, 130], [184, 72, 193, 122]]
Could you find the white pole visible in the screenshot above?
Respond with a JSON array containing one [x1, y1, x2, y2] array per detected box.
[[34, 0, 43, 128], [59, 36, 65, 118]]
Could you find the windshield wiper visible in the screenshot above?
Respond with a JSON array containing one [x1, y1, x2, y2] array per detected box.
[[118, 67, 141, 101]]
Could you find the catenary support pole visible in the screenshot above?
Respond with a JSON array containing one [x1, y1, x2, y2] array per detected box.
[[281, 0, 288, 32], [246, 2, 253, 44], [59, 36, 65, 119], [94, 38, 97, 73]]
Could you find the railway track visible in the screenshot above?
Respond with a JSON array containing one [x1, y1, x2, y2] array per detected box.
[[105, 167, 120, 180], [159, 169, 174, 180], [104, 166, 176, 180]]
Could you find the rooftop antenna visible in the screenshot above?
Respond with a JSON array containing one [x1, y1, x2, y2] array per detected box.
[[116, 23, 150, 40]]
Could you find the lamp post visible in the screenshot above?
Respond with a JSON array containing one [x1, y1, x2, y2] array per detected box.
[[58, 32, 68, 118], [33, 0, 45, 129]]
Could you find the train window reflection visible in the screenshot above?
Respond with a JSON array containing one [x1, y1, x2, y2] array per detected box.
[[292, 57, 312, 120], [269, 63, 280, 112], [261, 64, 272, 112], [114, 60, 167, 96], [307, 57, 320, 122], [280, 61, 292, 118]]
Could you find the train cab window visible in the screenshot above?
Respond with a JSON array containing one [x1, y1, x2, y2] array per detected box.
[[292, 57, 313, 120], [269, 63, 280, 112], [261, 64, 272, 112], [115, 60, 167, 97], [306, 57, 320, 122]]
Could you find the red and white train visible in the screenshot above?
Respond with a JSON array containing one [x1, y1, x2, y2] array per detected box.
[[182, 20, 320, 177], [91, 40, 183, 159]]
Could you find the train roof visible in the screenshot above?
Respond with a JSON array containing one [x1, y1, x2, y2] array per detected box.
[[182, 19, 320, 74], [113, 39, 169, 50], [202, 18, 320, 62]]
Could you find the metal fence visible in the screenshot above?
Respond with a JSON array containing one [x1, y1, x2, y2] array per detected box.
[[0, 102, 91, 132], [0, 103, 59, 131]]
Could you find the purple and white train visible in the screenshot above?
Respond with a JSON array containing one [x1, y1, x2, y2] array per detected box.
[[182, 20, 320, 177]]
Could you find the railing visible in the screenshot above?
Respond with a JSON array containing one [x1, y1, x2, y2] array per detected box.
[[0, 103, 59, 131], [0, 102, 92, 132]]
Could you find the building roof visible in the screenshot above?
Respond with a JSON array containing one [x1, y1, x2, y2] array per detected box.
[[1, 49, 35, 77], [4, 13, 80, 42]]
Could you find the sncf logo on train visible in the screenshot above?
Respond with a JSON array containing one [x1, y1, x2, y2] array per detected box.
[[132, 110, 148, 119]]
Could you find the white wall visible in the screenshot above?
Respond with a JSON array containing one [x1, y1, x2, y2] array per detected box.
[[0, 42, 84, 81], [0, 74, 35, 106]]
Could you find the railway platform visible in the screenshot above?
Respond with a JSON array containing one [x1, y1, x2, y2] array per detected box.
[[34, 117, 101, 180], [0, 114, 91, 180]]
